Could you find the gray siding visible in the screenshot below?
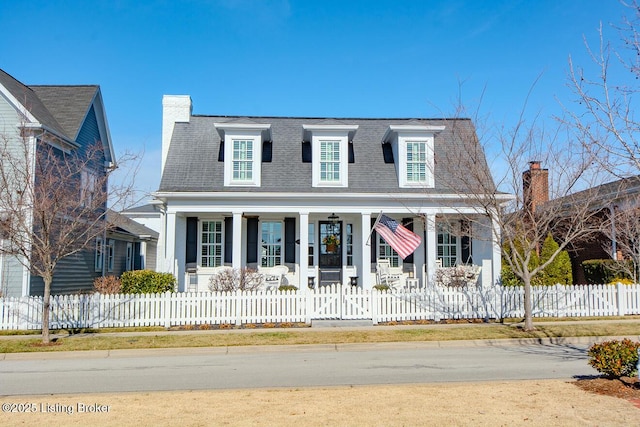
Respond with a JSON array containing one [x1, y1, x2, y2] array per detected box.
[[0, 94, 29, 297], [145, 241, 157, 271], [29, 249, 100, 296]]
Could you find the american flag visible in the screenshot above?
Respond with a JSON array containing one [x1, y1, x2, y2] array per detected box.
[[373, 214, 421, 259]]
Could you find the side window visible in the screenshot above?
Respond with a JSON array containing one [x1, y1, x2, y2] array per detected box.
[[95, 237, 103, 272], [80, 169, 97, 207], [107, 239, 115, 272], [308, 223, 315, 266]]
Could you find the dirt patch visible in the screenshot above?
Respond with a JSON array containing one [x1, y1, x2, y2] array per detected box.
[[2, 380, 638, 426]]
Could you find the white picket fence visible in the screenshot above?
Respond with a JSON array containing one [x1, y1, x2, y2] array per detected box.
[[1, 283, 639, 330]]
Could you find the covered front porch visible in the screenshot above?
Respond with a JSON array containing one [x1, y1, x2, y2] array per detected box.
[[157, 199, 501, 293]]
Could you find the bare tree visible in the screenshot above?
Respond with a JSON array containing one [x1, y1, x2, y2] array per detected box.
[[0, 125, 136, 343], [438, 97, 607, 331], [565, 1, 640, 176]]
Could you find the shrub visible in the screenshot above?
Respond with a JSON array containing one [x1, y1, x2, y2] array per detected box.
[[278, 285, 298, 292], [93, 276, 122, 294], [582, 259, 633, 284], [373, 284, 390, 291], [502, 234, 572, 286], [539, 234, 572, 285], [609, 277, 635, 285], [208, 268, 263, 291], [587, 339, 640, 378], [120, 270, 176, 294]]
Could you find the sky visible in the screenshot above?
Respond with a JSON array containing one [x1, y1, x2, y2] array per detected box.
[[0, 0, 631, 203]]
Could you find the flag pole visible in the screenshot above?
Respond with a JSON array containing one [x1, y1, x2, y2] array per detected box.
[[365, 211, 383, 246]]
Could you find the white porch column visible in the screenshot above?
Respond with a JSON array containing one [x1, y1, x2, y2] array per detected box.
[[490, 209, 501, 288], [425, 214, 437, 286], [174, 215, 187, 291], [299, 212, 309, 291], [164, 212, 177, 274], [361, 213, 371, 289], [232, 211, 242, 270]]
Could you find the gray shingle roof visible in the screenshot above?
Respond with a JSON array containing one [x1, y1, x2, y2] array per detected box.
[[107, 210, 159, 240], [30, 85, 98, 140], [0, 68, 98, 141], [159, 115, 496, 194]]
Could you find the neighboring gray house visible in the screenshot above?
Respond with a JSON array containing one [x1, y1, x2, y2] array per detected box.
[[154, 95, 505, 292], [0, 68, 115, 297], [104, 209, 159, 276]]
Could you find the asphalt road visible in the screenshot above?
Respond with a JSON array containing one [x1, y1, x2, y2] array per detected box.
[[0, 340, 597, 395]]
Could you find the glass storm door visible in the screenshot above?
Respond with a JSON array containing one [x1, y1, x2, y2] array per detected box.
[[319, 221, 342, 285]]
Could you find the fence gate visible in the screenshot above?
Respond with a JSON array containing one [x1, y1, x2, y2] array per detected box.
[[309, 285, 372, 320]]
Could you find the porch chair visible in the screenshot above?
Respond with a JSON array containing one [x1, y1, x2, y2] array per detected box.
[[376, 259, 403, 290], [258, 265, 289, 291]]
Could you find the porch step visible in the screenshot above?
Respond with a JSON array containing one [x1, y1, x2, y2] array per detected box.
[[311, 319, 374, 328]]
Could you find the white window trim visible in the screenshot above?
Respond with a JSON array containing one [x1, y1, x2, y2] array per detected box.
[[126, 242, 133, 271], [260, 220, 284, 267], [215, 123, 270, 187], [198, 219, 224, 269], [437, 221, 460, 267], [303, 125, 358, 188], [94, 236, 104, 272], [107, 239, 115, 272], [80, 168, 97, 207], [383, 125, 444, 189]]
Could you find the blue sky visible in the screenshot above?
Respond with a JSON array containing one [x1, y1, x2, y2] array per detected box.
[[0, 0, 629, 201]]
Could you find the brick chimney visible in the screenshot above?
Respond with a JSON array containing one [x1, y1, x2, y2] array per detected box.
[[523, 161, 549, 212]]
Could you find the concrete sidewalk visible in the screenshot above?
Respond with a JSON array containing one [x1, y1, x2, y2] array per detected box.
[[2, 317, 640, 341]]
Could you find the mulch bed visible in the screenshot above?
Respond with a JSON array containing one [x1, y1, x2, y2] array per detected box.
[[573, 376, 640, 408]]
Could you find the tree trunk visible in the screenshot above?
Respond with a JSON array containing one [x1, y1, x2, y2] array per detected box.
[[41, 276, 52, 344], [523, 277, 534, 331]]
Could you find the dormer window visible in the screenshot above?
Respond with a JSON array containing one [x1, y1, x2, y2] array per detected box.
[[383, 124, 445, 188], [302, 124, 358, 188], [214, 122, 271, 187]]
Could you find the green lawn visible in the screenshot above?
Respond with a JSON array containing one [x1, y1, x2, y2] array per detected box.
[[1, 319, 639, 354]]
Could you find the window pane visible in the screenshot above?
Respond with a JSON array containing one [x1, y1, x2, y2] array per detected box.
[[406, 141, 427, 182], [261, 221, 283, 267], [232, 139, 253, 181], [320, 140, 340, 182], [201, 220, 223, 267]]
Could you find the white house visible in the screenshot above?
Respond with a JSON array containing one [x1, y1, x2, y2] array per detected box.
[[154, 95, 504, 292]]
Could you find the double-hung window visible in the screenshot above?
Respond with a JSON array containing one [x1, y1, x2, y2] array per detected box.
[[319, 140, 340, 182], [232, 139, 253, 181], [383, 125, 444, 188], [437, 222, 458, 267], [261, 221, 282, 267], [201, 220, 223, 267], [94, 237, 104, 272], [303, 124, 358, 188], [406, 141, 427, 183], [378, 236, 400, 267], [215, 123, 271, 187], [80, 168, 97, 207], [107, 239, 115, 272]]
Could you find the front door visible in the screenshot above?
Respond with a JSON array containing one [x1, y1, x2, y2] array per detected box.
[[319, 221, 342, 285]]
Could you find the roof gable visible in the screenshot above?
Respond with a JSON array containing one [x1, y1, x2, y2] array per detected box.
[[0, 69, 114, 164], [30, 85, 98, 140]]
